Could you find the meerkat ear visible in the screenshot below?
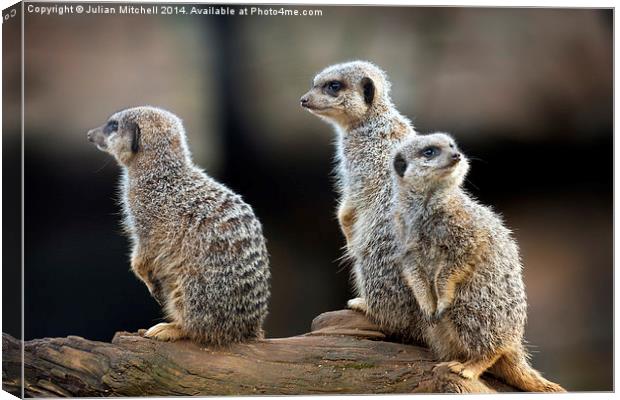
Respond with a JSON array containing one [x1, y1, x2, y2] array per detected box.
[[129, 122, 141, 153], [361, 77, 375, 105]]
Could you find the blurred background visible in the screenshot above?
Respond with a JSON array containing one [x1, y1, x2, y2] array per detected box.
[[2, 5, 612, 391]]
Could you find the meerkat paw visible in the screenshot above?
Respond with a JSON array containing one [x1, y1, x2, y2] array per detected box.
[[146, 279, 165, 306], [418, 302, 437, 323], [434, 299, 450, 321], [435, 361, 476, 380], [347, 297, 368, 313], [144, 322, 185, 342]]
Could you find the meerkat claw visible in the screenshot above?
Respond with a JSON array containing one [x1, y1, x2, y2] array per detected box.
[[347, 297, 368, 313], [144, 322, 185, 342]]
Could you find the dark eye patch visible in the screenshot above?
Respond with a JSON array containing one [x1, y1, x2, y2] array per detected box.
[[103, 120, 118, 134], [325, 80, 343, 96], [421, 146, 440, 158], [393, 153, 408, 177]]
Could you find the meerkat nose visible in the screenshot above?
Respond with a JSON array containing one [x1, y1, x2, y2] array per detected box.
[[87, 129, 95, 142], [300, 96, 310, 107], [451, 152, 461, 161]]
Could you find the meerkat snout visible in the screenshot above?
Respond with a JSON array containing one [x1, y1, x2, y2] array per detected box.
[[87, 126, 110, 150], [447, 151, 462, 168], [300, 95, 310, 107]]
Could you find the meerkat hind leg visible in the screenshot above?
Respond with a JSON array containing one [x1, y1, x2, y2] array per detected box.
[[347, 297, 368, 313], [144, 322, 186, 342], [436, 353, 501, 380]]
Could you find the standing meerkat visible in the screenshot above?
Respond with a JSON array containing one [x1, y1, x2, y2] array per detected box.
[[391, 132, 564, 392], [87, 106, 270, 345], [300, 61, 426, 342]]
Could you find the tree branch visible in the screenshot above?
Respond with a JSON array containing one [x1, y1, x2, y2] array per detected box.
[[2, 310, 516, 396]]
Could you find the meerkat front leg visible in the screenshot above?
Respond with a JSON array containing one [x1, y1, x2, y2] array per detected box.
[[402, 266, 436, 321], [394, 217, 438, 321], [339, 199, 368, 314], [147, 272, 165, 306], [337, 199, 356, 249], [131, 250, 152, 288], [433, 263, 474, 319], [130, 248, 164, 304], [145, 282, 187, 342]]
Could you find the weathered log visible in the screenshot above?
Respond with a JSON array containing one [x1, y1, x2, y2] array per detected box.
[[2, 310, 516, 396]]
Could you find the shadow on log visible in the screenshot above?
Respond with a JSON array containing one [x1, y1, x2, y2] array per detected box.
[[2, 310, 517, 396]]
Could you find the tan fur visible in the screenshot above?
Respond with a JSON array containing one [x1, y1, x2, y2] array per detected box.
[[393, 133, 565, 392], [490, 350, 566, 392], [87, 106, 270, 346], [437, 353, 503, 380], [337, 201, 356, 248], [434, 261, 475, 317], [301, 61, 425, 342], [144, 322, 185, 342], [130, 252, 158, 301]]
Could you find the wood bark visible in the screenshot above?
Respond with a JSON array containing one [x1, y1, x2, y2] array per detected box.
[[2, 310, 516, 396]]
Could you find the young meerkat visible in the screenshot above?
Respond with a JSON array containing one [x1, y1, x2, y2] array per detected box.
[[300, 61, 426, 342], [391, 132, 564, 392], [87, 106, 270, 345]]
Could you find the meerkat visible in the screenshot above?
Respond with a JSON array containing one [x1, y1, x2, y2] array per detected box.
[[86, 106, 270, 345], [391, 132, 565, 392], [300, 61, 426, 342]]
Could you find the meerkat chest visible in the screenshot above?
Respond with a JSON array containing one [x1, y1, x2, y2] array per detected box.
[[408, 235, 449, 277], [123, 189, 183, 246], [412, 208, 481, 275], [408, 215, 458, 268], [341, 134, 394, 183], [352, 185, 392, 226]]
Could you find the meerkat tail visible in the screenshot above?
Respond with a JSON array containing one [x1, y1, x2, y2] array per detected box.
[[490, 351, 566, 393]]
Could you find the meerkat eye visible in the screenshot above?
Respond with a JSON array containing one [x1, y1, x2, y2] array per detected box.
[[325, 81, 343, 96], [421, 146, 440, 158], [449, 143, 455, 149], [393, 153, 408, 178], [103, 120, 118, 134]]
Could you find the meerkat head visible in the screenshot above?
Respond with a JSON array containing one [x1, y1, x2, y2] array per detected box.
[[392, 132, 469, 195], [87, 106, 191, 167], [300, 60, 392, 129]]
